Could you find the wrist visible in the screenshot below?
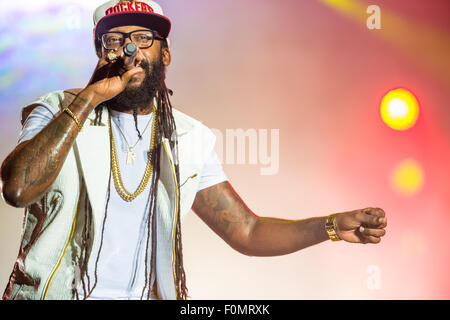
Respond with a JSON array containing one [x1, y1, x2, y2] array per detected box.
[[325, 214, 341, 241], [63, 88, 100, 129], [79, 86, 103, 109]]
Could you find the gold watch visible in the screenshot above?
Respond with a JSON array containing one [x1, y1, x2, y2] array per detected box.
[[325, 214, 341, 241]]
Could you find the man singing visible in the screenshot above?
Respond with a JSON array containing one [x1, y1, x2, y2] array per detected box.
[[0, 0, 387, 300]]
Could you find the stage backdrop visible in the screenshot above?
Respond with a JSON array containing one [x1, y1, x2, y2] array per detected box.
[[0, 0, 449, 299]]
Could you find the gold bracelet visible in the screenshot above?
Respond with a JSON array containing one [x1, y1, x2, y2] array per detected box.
[[325, 214, 341, 241], [63, 107, 83, 131]]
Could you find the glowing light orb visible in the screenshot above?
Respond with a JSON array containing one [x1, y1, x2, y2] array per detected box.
[[380, 88, 419, 130], [391, 158, 424, 196]]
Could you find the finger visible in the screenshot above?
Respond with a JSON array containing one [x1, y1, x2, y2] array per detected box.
[[362, 207, 385, 218], [359, 226, 386, 238], [358, 208, 387, 227], [121, 67, 144, 84], [94, 56, 118, 74], [378, 218, 387, 229], [89, 61, 117, 85], [96, 57, 111, 68], [357, 210, 382, 227], [360, 235, 382, 244]]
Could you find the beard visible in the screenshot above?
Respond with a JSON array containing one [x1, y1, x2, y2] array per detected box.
[[104, 56, 165, 112]]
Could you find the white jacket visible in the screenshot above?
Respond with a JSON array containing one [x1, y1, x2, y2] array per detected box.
[[3, 89, 216, 300]]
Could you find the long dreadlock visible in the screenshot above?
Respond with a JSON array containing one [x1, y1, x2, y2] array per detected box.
[[76, 39, 188, 300]]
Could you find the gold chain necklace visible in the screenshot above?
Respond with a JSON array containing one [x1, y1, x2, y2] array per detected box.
[[108, 106, 158, 202], [111, 114, 153, 165]]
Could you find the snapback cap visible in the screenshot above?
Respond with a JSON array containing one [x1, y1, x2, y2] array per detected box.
[[93, 0, 171, 56]]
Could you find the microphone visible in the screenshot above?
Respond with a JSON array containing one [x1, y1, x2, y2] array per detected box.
[[123, 43, 138, 66], [124, 43, 138, 59], [107, 43, 138, 64]]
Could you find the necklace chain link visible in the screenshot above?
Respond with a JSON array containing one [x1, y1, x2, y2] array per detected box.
[[108, 106, 158, 202]]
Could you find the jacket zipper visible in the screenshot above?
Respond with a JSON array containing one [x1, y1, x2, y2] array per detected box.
[[162, 140, 180, 300], [41, 203, 79, 299], [180, 173, 198, 187]]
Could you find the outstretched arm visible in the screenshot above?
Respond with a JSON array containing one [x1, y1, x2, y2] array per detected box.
[[192, 181, 387, 257]]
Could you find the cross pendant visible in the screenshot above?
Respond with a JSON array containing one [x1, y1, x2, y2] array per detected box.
[[126, 148, 136, 165]]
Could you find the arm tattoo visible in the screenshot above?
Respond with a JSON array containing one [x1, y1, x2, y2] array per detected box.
[[192, 181, 257, 248], [22, 115, 76, 188], [1, 93, 94, 205]]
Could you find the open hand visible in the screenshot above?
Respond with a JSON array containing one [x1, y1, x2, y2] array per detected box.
[[334, 207, 387, 244]]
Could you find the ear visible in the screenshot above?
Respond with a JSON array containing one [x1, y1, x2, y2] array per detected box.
[[162, 46, 171, 67]]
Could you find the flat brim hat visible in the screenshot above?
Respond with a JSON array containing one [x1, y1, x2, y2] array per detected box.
[[93, 0, 171, 56]]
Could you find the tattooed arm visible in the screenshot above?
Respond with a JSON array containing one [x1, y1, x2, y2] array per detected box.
[[0, 90, 99, 208], [192, 181, 387, 256], [192, 181, 328, 256], [0, 57, 143, 208]]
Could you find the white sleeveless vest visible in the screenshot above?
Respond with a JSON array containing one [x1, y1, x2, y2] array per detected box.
[[3, 89, 216, 300]]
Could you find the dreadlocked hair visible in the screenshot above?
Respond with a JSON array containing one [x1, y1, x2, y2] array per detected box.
[[133, 106, 143, 140], [76, 39, 189, 300]]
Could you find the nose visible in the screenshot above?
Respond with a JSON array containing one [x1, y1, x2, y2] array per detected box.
[[123, 36, 133, 46]]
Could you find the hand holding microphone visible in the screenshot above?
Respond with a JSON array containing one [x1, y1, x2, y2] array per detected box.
[[108, 43, 140, 78], [87, 42, 143, 104]]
